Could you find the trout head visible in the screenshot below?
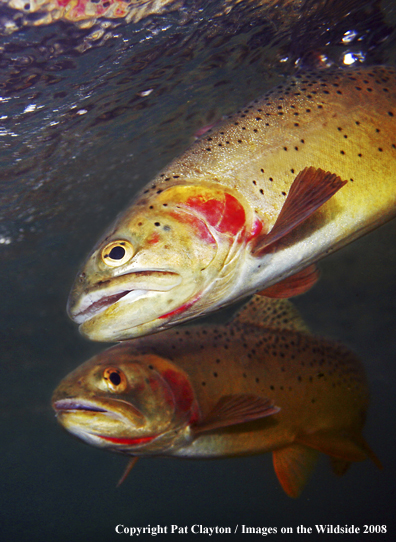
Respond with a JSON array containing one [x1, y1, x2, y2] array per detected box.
[[68, 183, 262, 341], [52, 344, 200, 455]]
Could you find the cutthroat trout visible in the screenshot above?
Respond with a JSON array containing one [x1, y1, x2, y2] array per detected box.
[[53, 296, 381, 497], [68, 66, 396, 341]]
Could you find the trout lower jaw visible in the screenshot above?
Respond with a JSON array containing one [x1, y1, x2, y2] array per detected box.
[[75, 276, 203, 341], [69, 269, 183, 325], [53, 399, 151, 448], [70, 289, 147, 325]]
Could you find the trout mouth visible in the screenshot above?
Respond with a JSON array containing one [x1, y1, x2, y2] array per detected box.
[[68, 269, 182, 325], [71, 290, 133, 324], [53, 398, 145, 421], [53, 399, 156, 449], [53, 399, 108, 413]]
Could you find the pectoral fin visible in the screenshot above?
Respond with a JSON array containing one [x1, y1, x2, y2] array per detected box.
[[116, 456, 139, 487], [272, 444, 319, 498], [258, 264, 320, 298], [252, 167, 347, 256], [193, 394, 280, 435]]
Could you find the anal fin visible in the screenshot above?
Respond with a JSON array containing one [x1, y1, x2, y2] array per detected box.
[[272, 444, 318, 498], [296, 430, 383, 469], [258, 264, 319, 298]]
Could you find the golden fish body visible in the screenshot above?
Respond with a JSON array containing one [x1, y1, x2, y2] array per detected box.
[[54, 297, 381, 497], [68, 66, 396, 341]]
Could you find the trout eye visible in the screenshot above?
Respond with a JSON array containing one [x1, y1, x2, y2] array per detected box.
[[103, 367, 128, 393], [101, 240, 134, 267]]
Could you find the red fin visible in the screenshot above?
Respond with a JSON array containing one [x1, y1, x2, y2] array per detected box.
[[116, 456, 139, 487], [258, 264, 320, 298], [193, 394, 280, 435], [272, 444, 318, 498], [296, 430, 383, 469], [252, 167, 347, 256]]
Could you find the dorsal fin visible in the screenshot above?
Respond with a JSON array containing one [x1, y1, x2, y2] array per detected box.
[[233, 295, 310, 334]]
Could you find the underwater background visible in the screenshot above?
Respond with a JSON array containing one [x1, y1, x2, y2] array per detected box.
[[0, 0, 395, 540]]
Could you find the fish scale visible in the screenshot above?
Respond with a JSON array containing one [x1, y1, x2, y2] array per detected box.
[[68, 66, 396, 341]]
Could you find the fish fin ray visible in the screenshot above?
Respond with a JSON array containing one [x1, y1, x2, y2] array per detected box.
[[351, 433, 383, 470], [116, 456, 139, 487], [193, 394, 280, 435], [296, 430, 382, 469], [232, 295, 310, 333], [252, 166, 347, 256], [258, 264, 320, 298], [272, 443, 318, 498]]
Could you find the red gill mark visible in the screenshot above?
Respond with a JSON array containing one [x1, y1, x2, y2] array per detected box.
[[218, 193, 246, 235], [160, 369, 196, 414], [185, 195, 223, 224], [169, 210, 216, 244], [245, 217, 264, 242], [99, 435, 155, 446], [189, 406, 201, 426], [185, 192, 246, 236]]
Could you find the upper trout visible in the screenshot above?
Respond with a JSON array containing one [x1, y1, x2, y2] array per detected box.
[[68, 65, 396, 341], [53, 296, 381, 497]]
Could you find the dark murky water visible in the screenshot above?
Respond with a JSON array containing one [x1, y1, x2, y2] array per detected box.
[[1, 1, 395, 540]]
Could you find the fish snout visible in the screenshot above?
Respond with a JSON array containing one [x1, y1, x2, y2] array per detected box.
[[52, 398, 107, 415]]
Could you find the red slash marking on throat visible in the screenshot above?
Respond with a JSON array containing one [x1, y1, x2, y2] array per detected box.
[[99, 435, 155, 446]]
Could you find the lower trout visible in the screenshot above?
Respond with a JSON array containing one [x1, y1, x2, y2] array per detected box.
[[67, 65, 396, 341], [53, 296, 381, 497]]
